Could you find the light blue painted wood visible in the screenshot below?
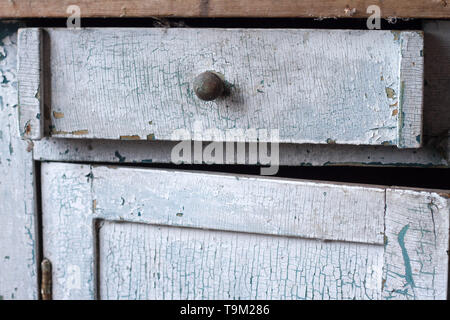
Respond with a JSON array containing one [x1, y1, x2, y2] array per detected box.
[[18, 28, 424, 147], [383, 188, 449, 300], [41, 163, 449, 300], [33, 138, 449, 167], [30, 21, 450, 167], [17, 28, 43, 140], [100, 221, 384, 300], [0, 23, 38, 300]]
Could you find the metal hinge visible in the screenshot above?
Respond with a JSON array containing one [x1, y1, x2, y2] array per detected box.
[[40, 258, 52, 300]]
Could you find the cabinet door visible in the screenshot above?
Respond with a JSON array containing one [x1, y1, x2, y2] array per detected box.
[[41, 163, 449, 299]]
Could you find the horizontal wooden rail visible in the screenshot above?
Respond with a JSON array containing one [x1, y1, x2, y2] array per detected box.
[[1, 0, 450, 19]]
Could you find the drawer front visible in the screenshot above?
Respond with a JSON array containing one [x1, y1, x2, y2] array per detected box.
[[18, 28, 423, 147]]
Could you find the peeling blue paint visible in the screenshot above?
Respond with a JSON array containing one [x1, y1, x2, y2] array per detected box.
[[398, 224, 415, 289], [0, 22, 19, 47], [85, 172, 94, 182], [0, 74, 8, 84], [114, 151, 126, 162]]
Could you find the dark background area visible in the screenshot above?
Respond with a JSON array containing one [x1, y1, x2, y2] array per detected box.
[[17, 17, 422, 29]]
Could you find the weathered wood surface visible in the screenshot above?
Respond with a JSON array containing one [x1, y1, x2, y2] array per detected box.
[[92, 166, 386, 244], [33, 20, 450, 167], [29, 28, 423, 147], [1, 0, 450, 19], [41, 163, 93, 299], [33, 138, 448, 167], [398, 32, 424, 148], [41, 162, 449, 299], [0, 24, 38, 300], [383, 188, 449, 300], [100, 221, 384, 300], [17, 28, 43, 140]]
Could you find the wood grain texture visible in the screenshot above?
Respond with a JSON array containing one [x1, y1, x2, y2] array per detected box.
[[92, 166, 386, 244], [382, 188, 449, 300], [41, 162, 449, 299], [100, 221, 384, 300], [398, 32, 424, 148], [41, 163, 94, 299], [36, 28, 423, 147], [17, 28, 43, 140], [1, 1, 450, 18], [0, 24, 38, 300], [33, 137, 449, 167], [31, 21, 450, 167]]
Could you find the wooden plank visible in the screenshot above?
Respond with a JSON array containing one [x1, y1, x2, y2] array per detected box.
[[383, 188, 450, 300], [33, 135, 449, 167], [1, 1, 450, 19], [41, 163, 94, 299], [40, 28, 422, 147], [92, 166, 386, 244], [99, 221, 384, 300], [0, 24, 38, 300], [17, 28, 43, 140], [398, 31, 424, 148]]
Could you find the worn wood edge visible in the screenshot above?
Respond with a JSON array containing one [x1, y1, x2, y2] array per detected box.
[[383, 188, 450, 300], [18, 28, 43, 140], [33, 138, 449, 167], [91, 164, 388, 191], [389, 185, 450, 196], [1, 0, 450, 18], [397, 31, 424, 148]]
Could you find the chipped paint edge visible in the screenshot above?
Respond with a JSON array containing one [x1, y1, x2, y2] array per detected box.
[[397, 31, 424, 148], [18, 28, 43, 140]]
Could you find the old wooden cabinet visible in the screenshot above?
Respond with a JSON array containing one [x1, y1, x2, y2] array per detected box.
[[40, 163, 449, 300], [1, 18, 449, 300]]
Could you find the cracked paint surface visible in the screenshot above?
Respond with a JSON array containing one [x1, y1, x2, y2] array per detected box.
[[0, 22, 37, 300]]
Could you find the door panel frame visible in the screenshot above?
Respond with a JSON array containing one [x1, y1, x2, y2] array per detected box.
[[41, 162, 449, 299]]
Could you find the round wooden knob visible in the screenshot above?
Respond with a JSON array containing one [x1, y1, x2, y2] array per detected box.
[[193, 71, 224, 101]]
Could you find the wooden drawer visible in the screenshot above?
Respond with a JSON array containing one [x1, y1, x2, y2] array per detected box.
[[41, 163, 449, 299], [18, 28, 424, 148]]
